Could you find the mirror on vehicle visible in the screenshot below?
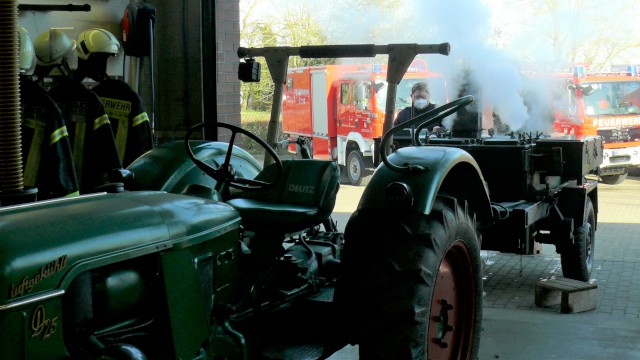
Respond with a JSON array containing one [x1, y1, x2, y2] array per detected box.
[[355, 82, 368, 110], [625, 105, 640, 114], [580, 84, 597, 96]]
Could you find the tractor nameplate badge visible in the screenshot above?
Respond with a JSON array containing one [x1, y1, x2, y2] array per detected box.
[[9, 255, 68, 299], [30, 305, 58, 340]]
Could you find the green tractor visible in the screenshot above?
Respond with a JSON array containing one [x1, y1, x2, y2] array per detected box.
[[0, 41, 601, 360]]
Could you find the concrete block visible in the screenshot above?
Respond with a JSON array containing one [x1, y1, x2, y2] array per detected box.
[[533, 242, 543, 254], [562, 288, 598, 313], [535, 277, 597, 313], [535, 283, 562, 307]]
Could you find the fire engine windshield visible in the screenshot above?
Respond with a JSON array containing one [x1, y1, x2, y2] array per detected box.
[[374, 77, 448, 113], [581, 81, 640, 116]]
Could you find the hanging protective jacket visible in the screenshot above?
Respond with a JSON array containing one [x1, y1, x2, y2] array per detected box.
[[92, 78, 153, 167], [20, 77, 79, 199], [48, 78, 122, 193]]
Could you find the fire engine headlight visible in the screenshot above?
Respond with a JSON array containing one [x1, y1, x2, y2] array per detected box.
[[386, 182, 413, 207]]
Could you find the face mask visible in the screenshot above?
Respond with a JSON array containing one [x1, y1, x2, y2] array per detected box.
[[413, 98, 429, 110]]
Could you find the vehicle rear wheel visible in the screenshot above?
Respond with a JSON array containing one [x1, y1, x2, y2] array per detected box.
[[337, 196, 482, 359], [346, 150, 365, 186], [561, 197, 595, 281], [600, 173, 627, 185]]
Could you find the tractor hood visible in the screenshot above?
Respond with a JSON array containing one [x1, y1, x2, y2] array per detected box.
[[0, 191, 240, 307]]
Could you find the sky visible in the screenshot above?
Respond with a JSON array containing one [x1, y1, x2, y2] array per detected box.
[[241, 0, 640, 132]]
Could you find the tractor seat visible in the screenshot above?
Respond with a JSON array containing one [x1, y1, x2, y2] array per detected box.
[[226, 159, 340, 234]]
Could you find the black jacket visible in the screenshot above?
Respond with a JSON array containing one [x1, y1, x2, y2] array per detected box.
[[92, 79, 153, 167], [393, 103, 438, 130], [48, 78, 122, 193], [20, 77, 79, 199]]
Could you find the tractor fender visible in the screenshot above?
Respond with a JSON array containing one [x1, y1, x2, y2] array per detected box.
[[357, 146, 493, 223]]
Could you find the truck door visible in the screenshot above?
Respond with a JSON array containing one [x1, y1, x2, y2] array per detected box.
[[311, 70, 329, 138], [337, 81, 355, 130], [354, 81, 372, 136]]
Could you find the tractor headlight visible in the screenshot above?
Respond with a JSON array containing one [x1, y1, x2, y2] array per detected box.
[[386, 182, 413, 207]]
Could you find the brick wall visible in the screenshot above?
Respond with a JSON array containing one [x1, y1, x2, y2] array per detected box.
[[216, 0, 241, 139], [153, 0, 240, 142]]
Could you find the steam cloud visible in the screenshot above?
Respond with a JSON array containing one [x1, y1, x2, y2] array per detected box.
[[314, 0, 547, 132], [311, 0, 638, 134], [250, 0, 640, 133], [392, 0, 547, 133]]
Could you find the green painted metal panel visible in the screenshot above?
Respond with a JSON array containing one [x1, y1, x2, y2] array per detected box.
[[127, 140, 262, 194], [359, 146, 490, 215], [0, 191, 241, 308]]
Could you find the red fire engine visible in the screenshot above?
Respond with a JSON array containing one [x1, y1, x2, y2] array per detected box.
[[281, 60, 447, 185], [551, 64, 640, 184]]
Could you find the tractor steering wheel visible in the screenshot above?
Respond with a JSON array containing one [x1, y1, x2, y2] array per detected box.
[[380, 95, 475, 173], [185, 122, 284, 190]]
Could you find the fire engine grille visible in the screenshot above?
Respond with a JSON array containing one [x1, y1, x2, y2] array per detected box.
[[609, 155, 631, 164]]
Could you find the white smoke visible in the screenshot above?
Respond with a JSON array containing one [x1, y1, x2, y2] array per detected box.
[[404, 0, 532, 131], [314, 0, 535, 132], [276, 0, 639, 133]]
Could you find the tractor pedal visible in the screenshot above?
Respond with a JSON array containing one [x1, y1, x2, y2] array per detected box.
[[261, 343, 324, 359], [305, 286, 334, 303]]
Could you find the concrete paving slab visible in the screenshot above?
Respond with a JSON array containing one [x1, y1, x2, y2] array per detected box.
[[479, 308, 640, 360]]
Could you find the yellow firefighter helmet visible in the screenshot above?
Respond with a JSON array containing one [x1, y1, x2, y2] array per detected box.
[[75, 28, 120, 60], [18, 27, 35, 74], [34, 29, 76, 65]]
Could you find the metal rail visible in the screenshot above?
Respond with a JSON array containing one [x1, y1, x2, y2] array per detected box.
[[237, 43, 451, 166]]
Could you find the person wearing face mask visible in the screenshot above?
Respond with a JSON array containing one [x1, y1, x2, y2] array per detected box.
[[393, 82, 441, 132]]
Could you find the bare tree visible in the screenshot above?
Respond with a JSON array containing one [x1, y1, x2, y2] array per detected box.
[[240, 0, 334, 111], [500, 0, 639, 69]]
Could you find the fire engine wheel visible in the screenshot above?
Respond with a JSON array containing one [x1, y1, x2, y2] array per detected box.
[[561, 197, 595, 281], [346, 150, 369, 186], [600, 173, 627, 185], [339, 195, 482, 359], [185, 122, 283, 190]]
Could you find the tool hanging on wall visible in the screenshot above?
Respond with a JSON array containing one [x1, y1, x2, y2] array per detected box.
[[18, 3, 91, 12], [122, 1, 156, 144]]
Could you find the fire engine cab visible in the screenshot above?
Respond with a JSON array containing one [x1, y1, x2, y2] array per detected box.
[[282, 59, 447, 185], [553, 64, 640, 184]]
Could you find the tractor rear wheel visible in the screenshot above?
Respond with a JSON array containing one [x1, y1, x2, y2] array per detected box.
[[561, 197, 595, 281], [337, 196, 482, 359]]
